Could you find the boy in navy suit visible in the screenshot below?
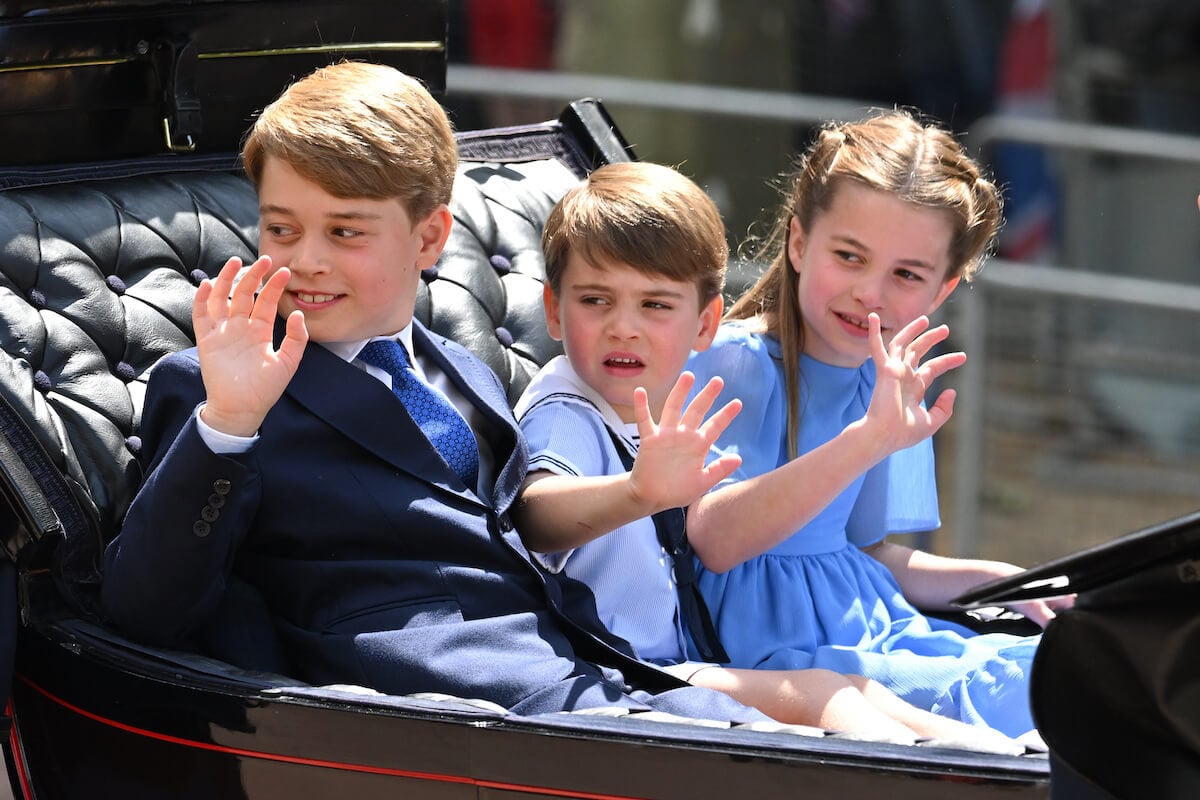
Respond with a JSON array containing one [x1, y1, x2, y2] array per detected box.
[[100, 61, 761, 722]]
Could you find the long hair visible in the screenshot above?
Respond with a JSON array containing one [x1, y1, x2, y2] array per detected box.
[[727, 109, 1003, 460]]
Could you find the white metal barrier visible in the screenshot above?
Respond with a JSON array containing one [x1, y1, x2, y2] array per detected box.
[[448, 65, 1200, 558]]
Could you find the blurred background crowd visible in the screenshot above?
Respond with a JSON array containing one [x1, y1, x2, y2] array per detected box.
[[441, 0, 1200, 570]]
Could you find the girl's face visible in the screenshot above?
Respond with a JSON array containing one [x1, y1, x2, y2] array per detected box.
[[788, 182, 960, 367]]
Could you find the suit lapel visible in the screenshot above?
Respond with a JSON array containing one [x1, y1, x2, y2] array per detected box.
[[283, 336, 478, 501], [410, 323, 527, 511], [281, 322, 525, 510]]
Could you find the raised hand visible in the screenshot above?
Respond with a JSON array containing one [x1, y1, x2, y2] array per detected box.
[[193, 256, 308, 437], [625, 372, 743, 513], [864, 313, 966, 452]]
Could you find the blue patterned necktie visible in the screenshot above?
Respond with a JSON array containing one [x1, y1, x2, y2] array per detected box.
[[358, 339, 480, 487]]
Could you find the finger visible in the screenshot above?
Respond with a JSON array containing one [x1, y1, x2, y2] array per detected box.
[[701, 453, 743, 488], [698, 398, 742, 442], [229, 255, 273, 317], [192, 278, 215, 332], [680, 375, 724, 429], [905, 323, 952, 363], [888, 314, 930, 354], [632, 386, 655, 436], [868, 313, 889, 368], [208, 257, 244, 314], [917, 351, 967, 383], [252, 265, 290, 326], [660, 371, 697, 426], [276, 309, 310, 371], [925, 388, 957, 433], [1021, 602, 1055, 629]]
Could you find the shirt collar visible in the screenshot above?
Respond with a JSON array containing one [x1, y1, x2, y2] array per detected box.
[[323, 324, 417, 367]]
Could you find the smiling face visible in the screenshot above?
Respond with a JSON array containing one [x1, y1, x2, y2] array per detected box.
[[544, 253, 722, 423], [788, 181, 961, 367], [256, 156, 450, 344]]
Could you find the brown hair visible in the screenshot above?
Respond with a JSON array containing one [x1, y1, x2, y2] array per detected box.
[[242, 61, 457, 221], [542, 161, 728, 303], [728, 109, 1003, 459]]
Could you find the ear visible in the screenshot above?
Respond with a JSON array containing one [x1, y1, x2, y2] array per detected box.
[[542, 282, 564, 341], [928, 275, 961, 313], [414, 204, 453, 270], [692, 294, 724, 352], [787, 215, 805, 274]]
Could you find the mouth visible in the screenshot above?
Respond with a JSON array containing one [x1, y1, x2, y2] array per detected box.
[[834, 311, 884, 337], [603, 355, 645, 372], [292, 291, 340, 305]]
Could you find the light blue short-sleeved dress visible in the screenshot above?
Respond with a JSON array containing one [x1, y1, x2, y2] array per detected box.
[[686, 324, 1040, 737]]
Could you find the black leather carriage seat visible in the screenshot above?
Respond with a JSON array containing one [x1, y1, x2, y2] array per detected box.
[[0, 101, 634, 670]]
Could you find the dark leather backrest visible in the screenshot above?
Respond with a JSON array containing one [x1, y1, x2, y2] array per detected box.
[[0, 101, 633, 614]]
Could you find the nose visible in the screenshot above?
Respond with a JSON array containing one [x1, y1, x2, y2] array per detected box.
[[604, 304, 640, 340], [284, 236, 331, 278], [850, 272, 886, 310]]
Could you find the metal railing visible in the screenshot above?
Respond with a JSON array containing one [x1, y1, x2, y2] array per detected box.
[[449, 64, 1200, 557]]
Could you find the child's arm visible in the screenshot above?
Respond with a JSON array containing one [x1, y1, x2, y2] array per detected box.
[[861, 540, 1073, 628], [686, 314, 966, 574], [194, 255, 308, 436], [514, 373, 742, 554]]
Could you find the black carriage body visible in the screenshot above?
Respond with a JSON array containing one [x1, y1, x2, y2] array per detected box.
[[0, 2, 1054, 797], [0, 0, 446, 167]]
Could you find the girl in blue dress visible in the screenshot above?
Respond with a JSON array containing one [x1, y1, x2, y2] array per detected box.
[[686, 110, 1072, 739]]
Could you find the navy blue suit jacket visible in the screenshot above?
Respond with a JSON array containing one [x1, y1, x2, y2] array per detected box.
[[101, 321, 761, 721]]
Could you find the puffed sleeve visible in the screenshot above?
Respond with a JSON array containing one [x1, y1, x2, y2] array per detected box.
[[846, 436, 941, 547], [686, 325, 789, 481]]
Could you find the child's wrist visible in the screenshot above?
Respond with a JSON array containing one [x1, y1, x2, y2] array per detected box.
[[198, 402, 263, 438], [841, 417, 894, 465]]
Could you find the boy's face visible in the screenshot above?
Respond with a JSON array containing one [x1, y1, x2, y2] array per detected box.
[[788, 181, 960, 367], [256, 157, 450, 344], [544, 253, 721, 423]]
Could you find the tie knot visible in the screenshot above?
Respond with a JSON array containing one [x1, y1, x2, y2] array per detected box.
[[359, 339, 410, 376]]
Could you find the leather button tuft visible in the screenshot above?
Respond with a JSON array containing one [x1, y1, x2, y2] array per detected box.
[[32, 370, 51, 393], [115, 361, 136, 382], [212, 479, 232, 495], [27, 288, 45, 308], [189, 269, 209, 285], [105, 274, 128, 294], [192, 520, 211, 537], [421, 265, 439, 283], [125, 435, 141, 455], [494, 326, 513, 347], [489, 254, 512, 274]]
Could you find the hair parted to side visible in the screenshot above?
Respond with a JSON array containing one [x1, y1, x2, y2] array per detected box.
[[726, 108, 1003, 460], [542, 161, 728, 303], [241, 61, 457, 221]]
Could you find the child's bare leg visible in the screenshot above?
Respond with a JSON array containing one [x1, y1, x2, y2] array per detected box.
[[690, 666, 920, 740], [844, 674, 1020, 746]]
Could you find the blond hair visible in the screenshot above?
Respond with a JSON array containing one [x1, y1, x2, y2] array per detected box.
[[542, 161, 727, 303], [728, 109, 1003, 459], [242, 61, 457, 221]]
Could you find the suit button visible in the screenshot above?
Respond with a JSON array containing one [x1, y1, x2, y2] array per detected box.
[[192, 520, 212, 537], [207, 493, 226, 509], [499, 514, 514, 532], [201, 505, 220, 523], [213, 479, 232, 496]]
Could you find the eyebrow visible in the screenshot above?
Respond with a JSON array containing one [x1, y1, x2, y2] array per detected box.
[[832, 234, 939, 272], [569, 282, 689, 298], [259, 204, 384, 222]]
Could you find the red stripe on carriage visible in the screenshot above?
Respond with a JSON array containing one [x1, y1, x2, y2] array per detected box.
[[13, 674, 650, 800]]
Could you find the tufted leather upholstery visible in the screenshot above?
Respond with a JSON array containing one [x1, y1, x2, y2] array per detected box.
[[0, 101, 633, 616]]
